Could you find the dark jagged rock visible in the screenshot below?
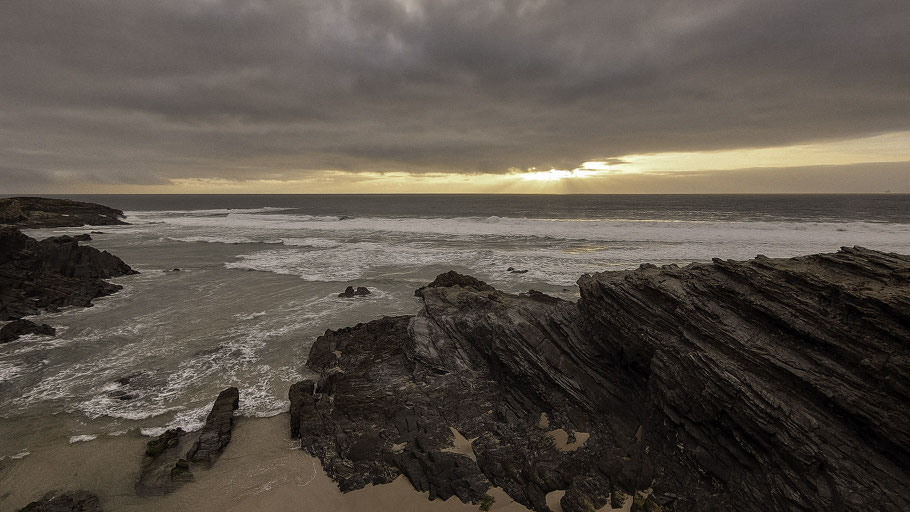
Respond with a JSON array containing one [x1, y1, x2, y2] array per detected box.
[[135, 388, 239, 495], [0, 197, 127, 228], [290, 252, 910, 512], [0, 319, 55, 343], [338, 286, 370, 298], [0, 227, 136, 321], [187, 387, 239, 465], [17, 491, 102, 512]]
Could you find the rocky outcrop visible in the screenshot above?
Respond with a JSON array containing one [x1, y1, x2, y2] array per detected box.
[[0, 197, 127, 228], [17, 491, 102, 512], [0, 319, 55, 343], [0, 227, 136, 321], [415, 270, 495, 295], [290, 247, 910, 512], [186, 387, 240, 465], [338, 286, 371, 298], [136, 387, 239, 495]]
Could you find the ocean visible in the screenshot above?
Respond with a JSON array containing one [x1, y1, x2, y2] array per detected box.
[[1, 194, 909, 510]]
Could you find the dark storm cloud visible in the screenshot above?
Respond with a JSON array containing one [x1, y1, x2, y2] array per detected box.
[[1, 0, 908, 186]]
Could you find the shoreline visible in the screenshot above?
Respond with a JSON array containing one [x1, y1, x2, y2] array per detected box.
[[1, 413, 635, 512], [1, 414, 543, 512], [3, 198, 909, 511]]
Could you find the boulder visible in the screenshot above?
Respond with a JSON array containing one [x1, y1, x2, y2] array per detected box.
[[338, 286, 371, 298], [0, 319, 55, 343]]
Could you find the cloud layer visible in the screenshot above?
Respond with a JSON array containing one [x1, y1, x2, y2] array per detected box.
[[1, 0, 909, 189]]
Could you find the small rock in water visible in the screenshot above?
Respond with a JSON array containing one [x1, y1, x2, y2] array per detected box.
[[109, 389, 136, 401], [72, 234, 92, 242], [0, 319, 56, 343], [338, 286, 371, 298], [90, 231, 105, 234]]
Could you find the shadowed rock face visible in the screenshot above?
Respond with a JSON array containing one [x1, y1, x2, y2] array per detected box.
[[0, 197, 127, 228], [290, 247, 910, 512], [16, 491, 102, 512], [135, 387, 239, 496], [0, 227, 136, 323]]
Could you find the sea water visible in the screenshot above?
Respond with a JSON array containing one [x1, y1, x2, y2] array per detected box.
[[0, 194, 908, 507]]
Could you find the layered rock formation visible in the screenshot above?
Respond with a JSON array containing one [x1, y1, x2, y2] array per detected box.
[[0, 197, 127, 228], [0, 227, 136, 324], [136, 387, 239, 495], [290, 247, 910, 512]]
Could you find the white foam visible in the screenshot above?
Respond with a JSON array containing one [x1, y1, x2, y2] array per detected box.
[[69, 434, 98, 443], [233, 311, 268, 321], [226, 243, 485, 282], [125, 207, 293, 219], [166, 236, 282, 245], [237, 372, 296, 418], [0, 361, 23, 382], [8, 450, 30, 460], [279, 237, 343, 248], [140, 403, 213, 437], [209, 217, 910, 286], [116, 210, 910, 245]]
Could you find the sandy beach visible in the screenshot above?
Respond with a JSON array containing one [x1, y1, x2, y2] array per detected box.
[[2, 413, 639, 512]]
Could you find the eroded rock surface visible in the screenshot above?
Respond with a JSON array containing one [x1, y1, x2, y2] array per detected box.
[[0, 227, 136, 321], [290, 248, 910, 512], [135, 387, 239, 495], [0, 197, 127, 228]]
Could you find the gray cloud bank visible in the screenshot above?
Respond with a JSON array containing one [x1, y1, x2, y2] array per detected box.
[[1, 0, 909, 189]]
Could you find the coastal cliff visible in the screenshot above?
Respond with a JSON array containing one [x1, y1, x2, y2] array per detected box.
[[0, 197, 128, 228], [290, 248, 910, 511]]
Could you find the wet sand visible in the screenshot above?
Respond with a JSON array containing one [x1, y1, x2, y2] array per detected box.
[[1, 414, 533, 512]]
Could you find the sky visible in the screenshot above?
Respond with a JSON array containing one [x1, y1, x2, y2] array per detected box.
[[1, 0, 909, 194]]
